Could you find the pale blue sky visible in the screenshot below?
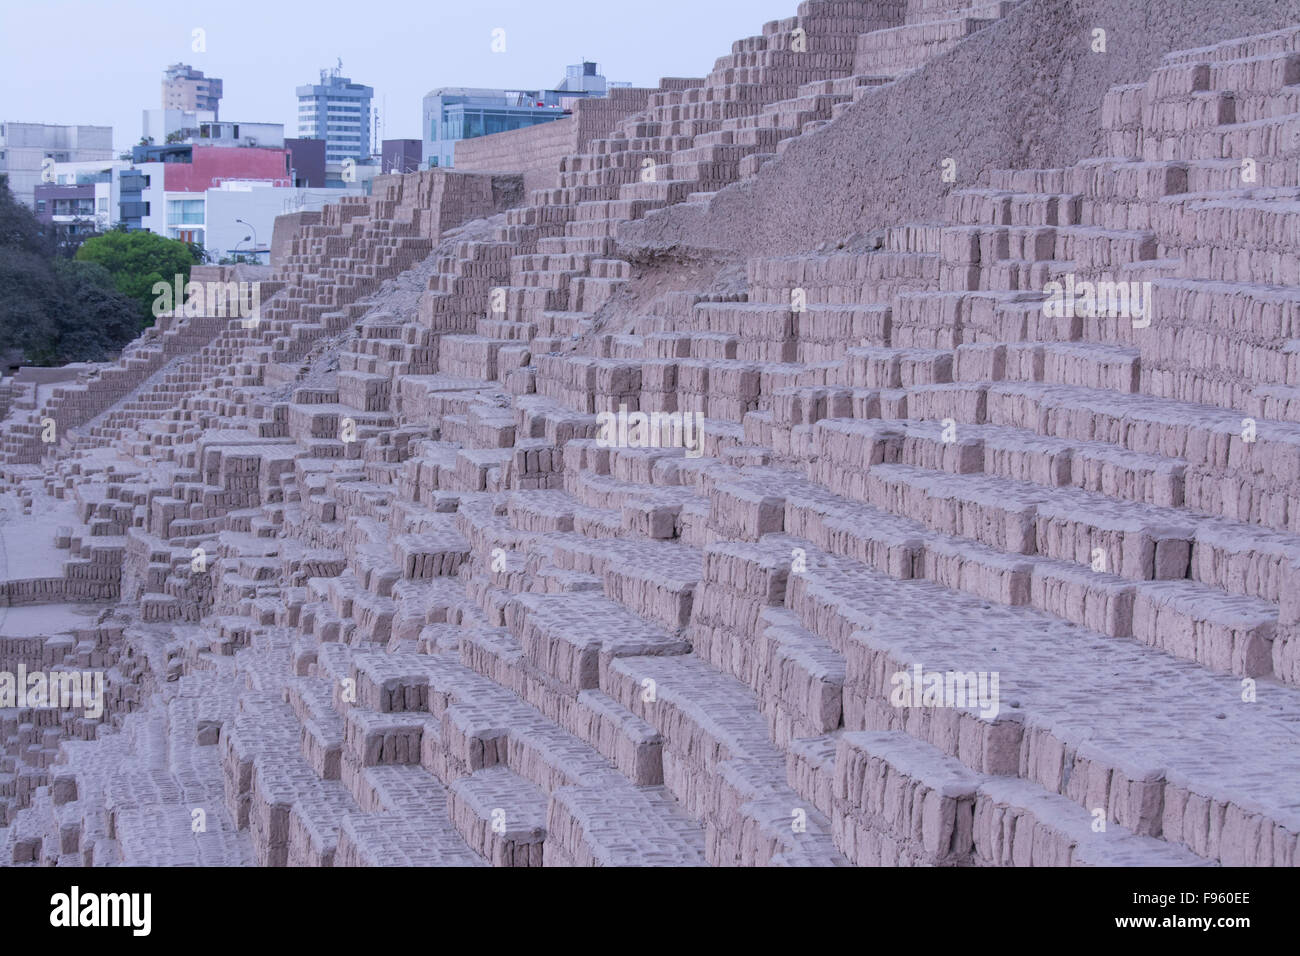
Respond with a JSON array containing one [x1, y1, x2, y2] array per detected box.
[[1, 0, 799, 152]]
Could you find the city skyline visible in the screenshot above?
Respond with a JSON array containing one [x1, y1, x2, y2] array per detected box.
[[1, 0, 797, 153]]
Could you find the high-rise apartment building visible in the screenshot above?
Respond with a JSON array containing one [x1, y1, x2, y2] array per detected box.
[[162, 63, 223, 118], [296, 65, 373, 163]]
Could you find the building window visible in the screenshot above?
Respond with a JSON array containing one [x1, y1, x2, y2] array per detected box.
[[167, 198, 204, 225], [35, 199, 45, 213], [54, 198, 94, 216], [98, 198, 108, 212]]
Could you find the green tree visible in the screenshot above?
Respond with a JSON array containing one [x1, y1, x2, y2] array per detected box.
[[0, 178, 143, 365], [74, 230, 202, 328], [0, 246, 61, 361], [50, 259, 141, 360], [0, 175, 53, 256]]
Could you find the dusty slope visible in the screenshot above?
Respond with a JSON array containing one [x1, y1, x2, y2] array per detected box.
[[621, 0, 1300, 258]]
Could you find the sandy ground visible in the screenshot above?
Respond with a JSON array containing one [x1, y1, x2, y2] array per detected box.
[[0, 494, 79, 580], [0, 603, 105, 636]]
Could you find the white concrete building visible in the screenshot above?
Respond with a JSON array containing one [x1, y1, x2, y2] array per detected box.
[[155, 182, 355, 262], [0, 122, 113, 207], [39, 159, 131, 233], [141, 109, 216, 145]]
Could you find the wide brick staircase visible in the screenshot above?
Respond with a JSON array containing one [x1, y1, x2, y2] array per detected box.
[[5, 3, 1299, 868]]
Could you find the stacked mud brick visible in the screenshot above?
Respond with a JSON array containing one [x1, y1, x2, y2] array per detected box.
[[4, 1, 1298, 869], [0, 268, 286, 468], [455, 88, 657, 194], [0, 622, 143, 842]]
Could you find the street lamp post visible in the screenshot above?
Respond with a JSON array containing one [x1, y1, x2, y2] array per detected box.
[[235, 218, 259, 262]]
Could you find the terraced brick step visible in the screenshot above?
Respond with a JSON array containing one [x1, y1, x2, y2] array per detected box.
[[825, 730, 1210, 866], [16, 6, 1300, 872]]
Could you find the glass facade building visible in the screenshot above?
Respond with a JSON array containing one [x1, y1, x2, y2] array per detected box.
[[422, 62, 619, 169]]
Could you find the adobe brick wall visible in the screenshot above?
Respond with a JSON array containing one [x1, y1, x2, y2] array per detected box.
[[622, 0, 1300, 258], [455, 116, 581, 194], [271, 211, 322, 267], [11, 367, 83, 386], [455, 88, 654, 193]]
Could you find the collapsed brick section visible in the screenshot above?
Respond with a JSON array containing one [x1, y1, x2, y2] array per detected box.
[[2, 0, 1299, 868]]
